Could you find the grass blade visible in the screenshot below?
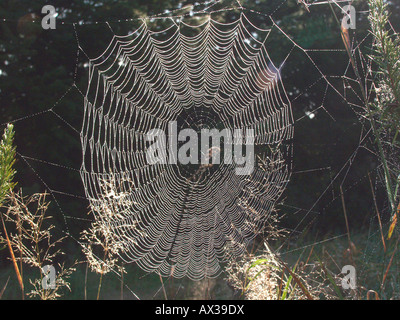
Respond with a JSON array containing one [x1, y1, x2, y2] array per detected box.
[[0, 276, 10, 299], [387, 204, 399, 240], [315, 254, 344, 300], [1, 213, 24, 298]]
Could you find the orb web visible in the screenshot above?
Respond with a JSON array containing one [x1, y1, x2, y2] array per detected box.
[[80, 11, 293, 280]]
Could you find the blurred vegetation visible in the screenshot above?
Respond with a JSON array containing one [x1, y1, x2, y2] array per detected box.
[[0, 124, 16, 204]]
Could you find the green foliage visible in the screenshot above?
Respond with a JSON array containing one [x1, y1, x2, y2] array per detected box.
[[369, 0, 400, 127], [0, 124, 16, 204], [243, 258, 281, 295], [368, 0, 400, 215]]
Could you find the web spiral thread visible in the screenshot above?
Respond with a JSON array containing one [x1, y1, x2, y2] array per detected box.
[[80, 11, 293, 280]]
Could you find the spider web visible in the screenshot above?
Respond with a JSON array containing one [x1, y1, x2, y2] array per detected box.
[[1, 0, 398, 297], [80, 9, 293, 280]]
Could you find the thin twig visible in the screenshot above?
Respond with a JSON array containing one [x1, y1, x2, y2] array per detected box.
[[380, 236, 399, 291], [0, 211, 24, 299]]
